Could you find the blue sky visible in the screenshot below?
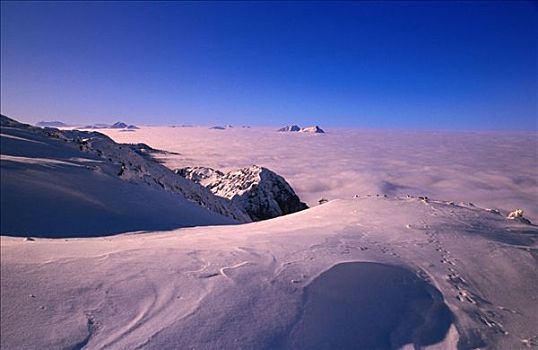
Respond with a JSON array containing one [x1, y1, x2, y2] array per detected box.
[[1, 1, 536, 130]]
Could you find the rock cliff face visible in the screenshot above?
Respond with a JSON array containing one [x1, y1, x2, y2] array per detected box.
[[176, 165, 308, 221]]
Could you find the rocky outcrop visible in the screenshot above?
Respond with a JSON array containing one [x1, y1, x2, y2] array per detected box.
[[507, 209, 532, 224], [176, 165, 308, 221], [176, 167, 224, 186]]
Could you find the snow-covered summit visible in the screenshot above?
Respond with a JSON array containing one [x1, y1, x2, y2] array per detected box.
[[277, 124, 325, 133], [176, 165, 308, 221], [300, 125, 325, 133]]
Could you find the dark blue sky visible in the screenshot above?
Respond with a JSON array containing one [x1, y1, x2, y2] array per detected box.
[[1, 1, 536, 130]]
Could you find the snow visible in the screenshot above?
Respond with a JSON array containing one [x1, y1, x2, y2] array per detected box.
[[299, 125, 325, 133], [1, 120, 538, 349], [1, 197, 537, 349]]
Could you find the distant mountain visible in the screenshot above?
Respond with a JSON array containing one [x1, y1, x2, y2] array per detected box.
[[36, 121, 68, 127], [176, 165, 308, 221], [111, 122, 139, 129], [83, 123, 110, 129], [110, 122, 128, 128], [277, 125, 325, 133], [300, 125, 325, 133], [83, 122, 139, 130], [278, 125, 301, 132]]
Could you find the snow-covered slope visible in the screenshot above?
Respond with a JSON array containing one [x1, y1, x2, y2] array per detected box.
[[0, 116, 249, 237], [1, 197, 536, 349], [177, 165, 308, 221]]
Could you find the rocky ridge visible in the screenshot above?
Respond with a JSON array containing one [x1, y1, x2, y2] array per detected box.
[[176, 165, 308, 221]]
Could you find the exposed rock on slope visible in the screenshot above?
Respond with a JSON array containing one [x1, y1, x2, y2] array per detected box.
[[176, 166, 224, 186], [176, 165, 308, 221], [127, 143, 179, 163]]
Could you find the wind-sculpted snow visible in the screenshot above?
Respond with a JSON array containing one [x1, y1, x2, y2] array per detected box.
[[177, 165, 308, 221], [100, 126, 538, 221], [0, 116, 250, 237], [1, 197, 536, 349], [274, 262, 453, 349]]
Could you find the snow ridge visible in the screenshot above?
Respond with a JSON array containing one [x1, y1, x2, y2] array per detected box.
[[1, 115, 250, 223]]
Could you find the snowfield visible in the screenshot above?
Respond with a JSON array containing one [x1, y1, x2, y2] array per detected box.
[[1, 198, 537, 349], [1, 120, 537, 349]]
